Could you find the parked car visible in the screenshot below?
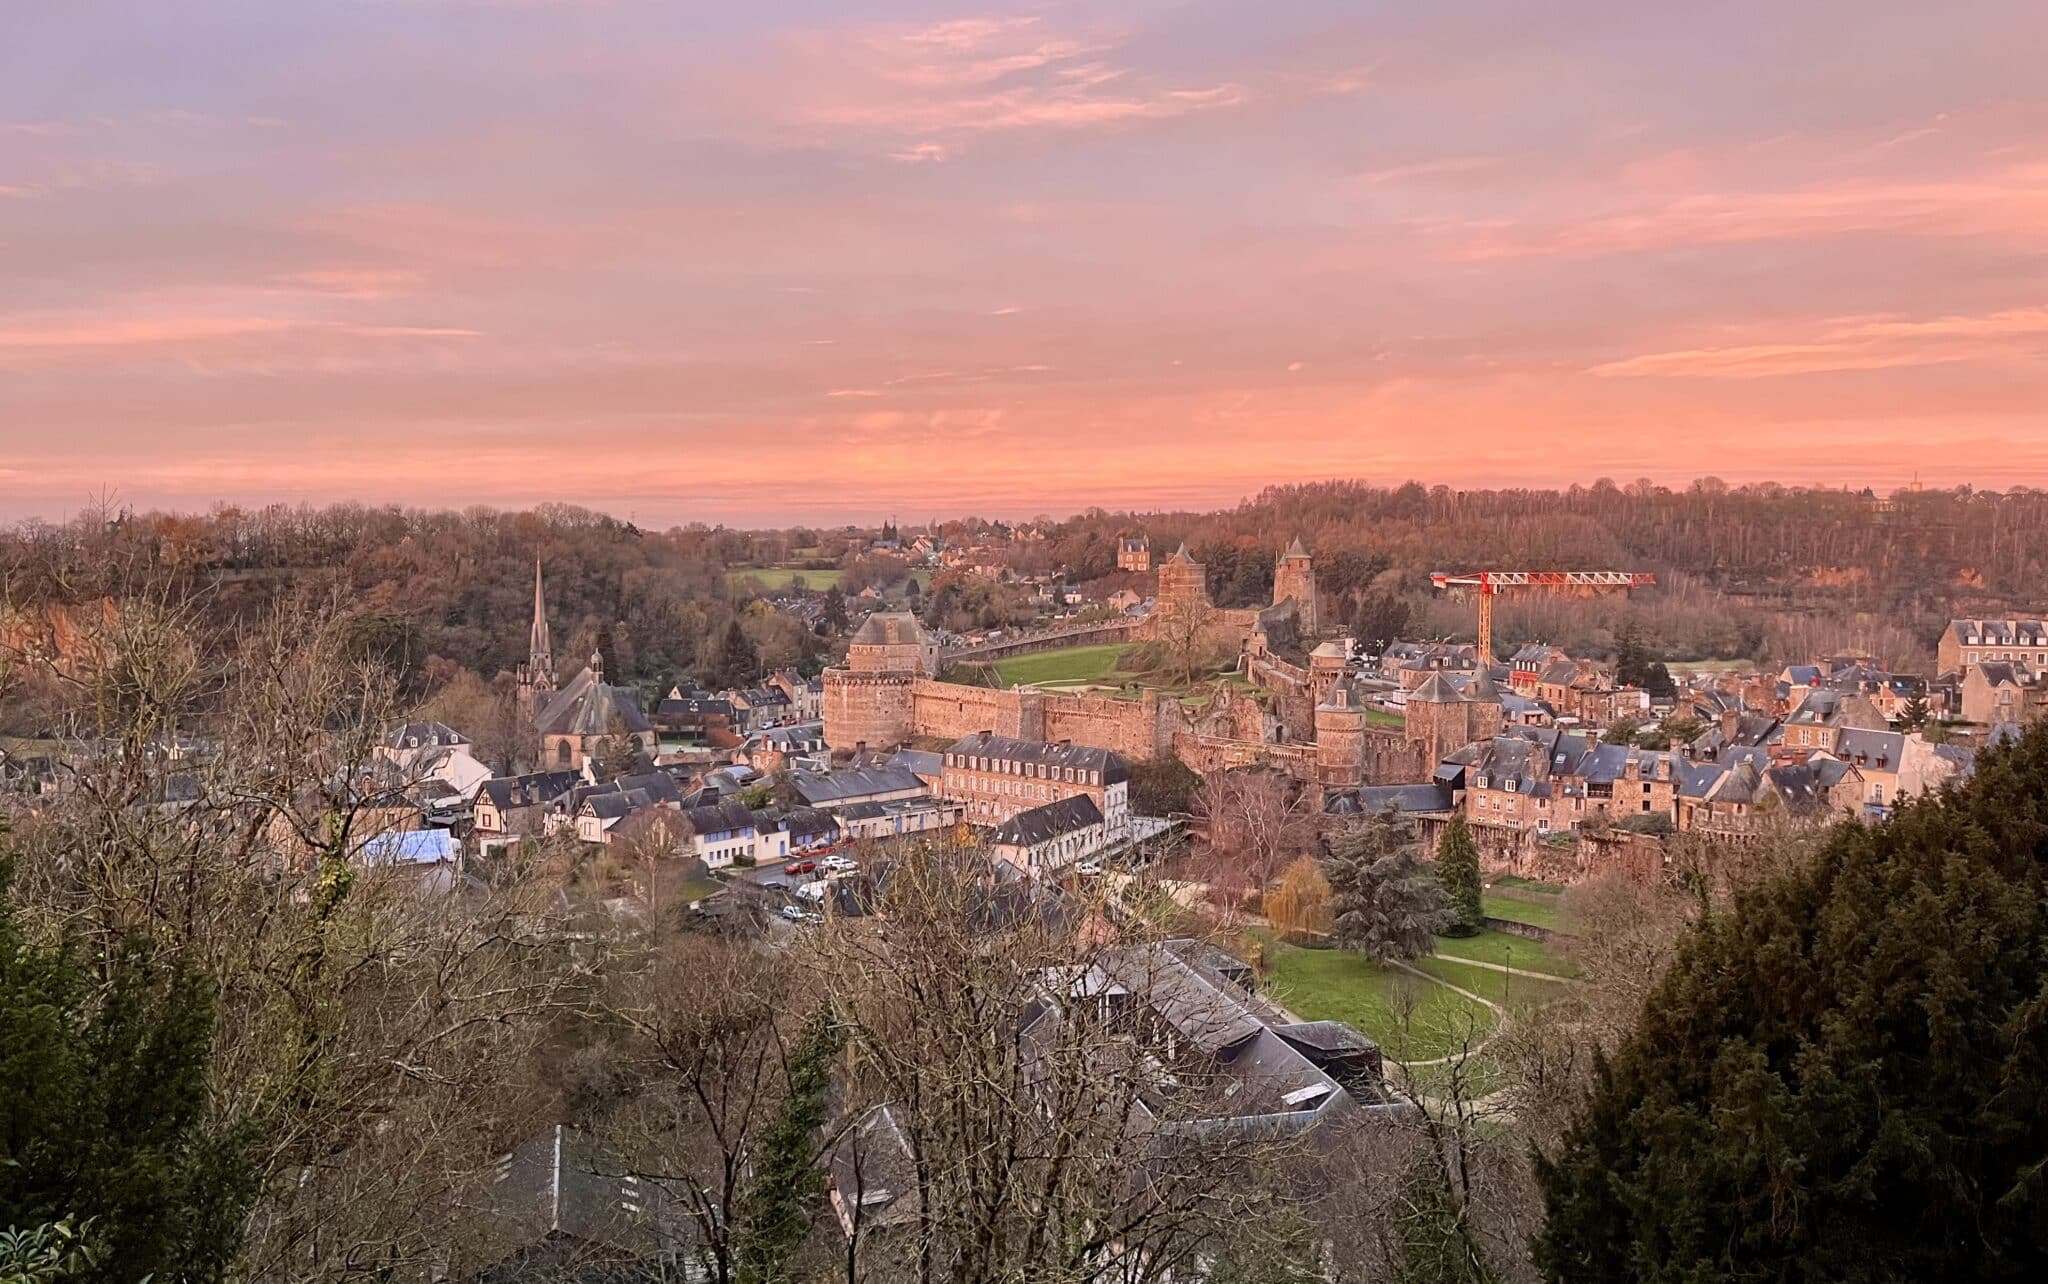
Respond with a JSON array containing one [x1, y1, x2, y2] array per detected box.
[[785, 859, 817, 875], [779, 904, 808, 923], [1076, 861, 1104, 877], [819, 855, 857, 873]]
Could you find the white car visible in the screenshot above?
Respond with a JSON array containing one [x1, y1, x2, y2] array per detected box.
[[1075, 861, 1104, 877], [819, 855, 857, 873], [779, 904, 809, 923]]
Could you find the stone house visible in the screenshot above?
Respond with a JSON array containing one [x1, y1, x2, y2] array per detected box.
[[989, 793, 1108, 875], [939, 731, 1131, 839]]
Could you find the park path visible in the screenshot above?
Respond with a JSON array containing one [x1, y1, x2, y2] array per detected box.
[[1428, 954, 1583, 984]]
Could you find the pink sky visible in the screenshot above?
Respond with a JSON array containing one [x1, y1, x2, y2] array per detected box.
[[3, 1, 2046, 526]]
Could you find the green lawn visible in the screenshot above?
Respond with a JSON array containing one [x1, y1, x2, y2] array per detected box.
[[1362, 708, 1406, 730], [1258, 938, 1496, 1061], [1414, 957, 1572, 1009], [993, 642, 1135, 688], [1432, 927, 1579, 977], [675, 877, 723, 906], [726, 565, 844, 591], [1490, 874, 1566, 895], [1483, 893, 1561, 931]]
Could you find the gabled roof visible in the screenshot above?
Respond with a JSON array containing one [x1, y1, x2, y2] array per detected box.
[[536, 664, 652, 737], [387, 720, 470, 750], [792, 766, 924, 806], [991, 793, 1103, 846], [1283, 536, 1309, 559], [479, 770, 581, 811]]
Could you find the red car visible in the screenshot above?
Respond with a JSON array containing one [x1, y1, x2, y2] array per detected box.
[[784, 859, 817, 876]]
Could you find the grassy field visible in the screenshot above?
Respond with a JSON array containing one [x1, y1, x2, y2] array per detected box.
[[725, 565, 844, 591], [1258, 937, 1496, 1060], [1414, 956, 1572, 1009], [1432, 927, 1578, 977], [1362, 708, 1406, 729], [1483, 893, 1562, 931], [992, 642, 1135, 687], [1491, 874, 1566, 895]]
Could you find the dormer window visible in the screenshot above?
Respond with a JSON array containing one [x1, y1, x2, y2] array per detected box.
[[1506, 779, 1517, 793]]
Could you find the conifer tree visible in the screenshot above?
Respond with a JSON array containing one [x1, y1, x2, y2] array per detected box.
[[1323, 811, 1451, 963], [1435, 815, 1485, 938], [1536, 727, 2048, 1281], [733, 1009, 844, 1284], [0, 852, 254, 1282]]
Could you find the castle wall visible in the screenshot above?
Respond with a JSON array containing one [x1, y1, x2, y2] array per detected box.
[[1041, 689, 1180, 762], [909, 680, 1040, 742]]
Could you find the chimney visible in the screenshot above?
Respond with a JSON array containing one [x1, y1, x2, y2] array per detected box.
[[1720, 707, 1740, 741]]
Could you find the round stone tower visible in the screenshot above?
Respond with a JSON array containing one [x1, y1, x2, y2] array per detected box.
[[1315, 675, 1369, 787], [823, 611, 936, 751]]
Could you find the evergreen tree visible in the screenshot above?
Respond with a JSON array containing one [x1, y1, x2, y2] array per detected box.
[[1323, 811, 1451, 962], [1614, 621, 1653, 689], [1601, 717, 1640, 746], [595, 716, 644, 781], [1435, 815, 1485, 938], [1351, 591, 1412, 655], [1536, 727, 2048, 1282], [719, 619, 760, 688], [1898, 694, 1930, 729], [0, 854, 255, 1282], [732, 1010, 844, 1284]]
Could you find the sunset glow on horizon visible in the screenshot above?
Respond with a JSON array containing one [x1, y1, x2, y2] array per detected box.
[[4, 0, 2047, 525]]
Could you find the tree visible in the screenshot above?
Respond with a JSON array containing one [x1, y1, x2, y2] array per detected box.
[[1897, 694, 1930, 729], [594, 716, 646, 782], [1265, 855, 1332, 937], [1323, 811, 1451, 962], [731, 1009, 843, 1284], [1194, 769, 1322, 905], [0, 852, 255, 1282], [1129, 757, 1202, 817], [1601, 717, 1639, 745], [1536, 727, 2048, 1282], [1353, 591, 1413, 656], [1613, 620, 1654, 689], [1435, 815, 1485, 937]]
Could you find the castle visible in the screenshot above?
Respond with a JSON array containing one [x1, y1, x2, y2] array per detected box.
[[823, 539, 1435, 793]]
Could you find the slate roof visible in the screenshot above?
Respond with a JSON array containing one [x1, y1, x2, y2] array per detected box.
[[679, 800, 757, 835], [990, 793, 1103, 846], [475, 1124, 684, 1267], [791, 766, 925, 806], [1408, 672, 1466, 703], [849, 612, 927, 645], [946, 731, 1129, 785], [478, 770, 581, 812], [1333, 783, 1456, 815], [387, 720, 470, 750], [535, 664, 652, 737]]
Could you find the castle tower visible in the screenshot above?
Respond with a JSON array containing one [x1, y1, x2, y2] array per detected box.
[[1155, 543, 1209, 612], [517, 559, 558, 707], [1405, 671, 1474, 767], [1315, 675, 1369, 787], [823, 612, 933, 751], [1273, 537, 1318, 636], [1464, 666, 1506, 742]]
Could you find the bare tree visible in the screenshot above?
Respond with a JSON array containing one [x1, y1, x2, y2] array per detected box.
[[1193, 768, 1322, 911]]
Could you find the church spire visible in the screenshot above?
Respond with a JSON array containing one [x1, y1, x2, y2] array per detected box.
[[527, 559, 556, 694]]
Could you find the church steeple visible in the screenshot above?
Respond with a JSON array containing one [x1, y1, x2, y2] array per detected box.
[[519, 559, 557, 703]]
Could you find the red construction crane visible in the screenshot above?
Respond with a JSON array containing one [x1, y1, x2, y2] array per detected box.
[[1429, 570, 1657, 661]]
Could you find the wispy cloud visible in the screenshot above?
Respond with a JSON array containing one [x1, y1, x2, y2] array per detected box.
[[1591, 308, 2048, 379]]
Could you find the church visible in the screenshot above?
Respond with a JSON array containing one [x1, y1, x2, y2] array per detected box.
[[518, 562, 656, 771]]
